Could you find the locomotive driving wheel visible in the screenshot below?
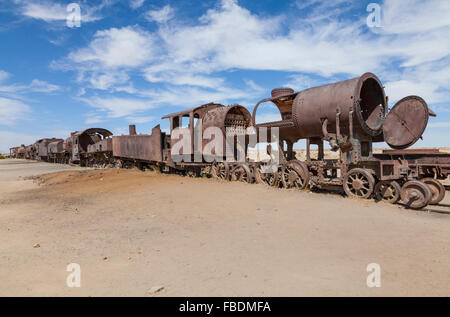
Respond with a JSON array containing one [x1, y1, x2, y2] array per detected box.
[[211, 162, 229, 180], [231, 165, 253, 183], [400, 180, 432, 209], [281, 161, 309, 190], [255, 164, 278, 186], [420, 178, 445, 205], [374, 180, 401, 204], [343, 168, 375, 199]]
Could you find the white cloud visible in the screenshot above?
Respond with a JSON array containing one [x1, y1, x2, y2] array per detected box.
[[385, 60, 450, 104], [130, 0, 145, 10], [381, 0, 450, 35], [151, 0, 450, 79], [0, 78, 61, 97], [22, 1, 67, 21], [69, 26, 156, 69], [79, 96, 155, 118], [126, 116, 155, 124], [29, 79, 60, 93], [137, 80, 264, 108], [18, 0, 101, 23], [283, 74, 329, 91], [53, 0, 450, 122], [0, 70, 10, 82], [61, 26, 157, 91], [428, 121, 450, 128], [143, 68, 225, 89], [145, 5, 174, 23], [88, 72, 130, 91], [85, 115, 103, 125], [0, 97, 31, 126]]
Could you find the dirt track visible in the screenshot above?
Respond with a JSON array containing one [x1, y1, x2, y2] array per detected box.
[[0, 159, 449, 296]]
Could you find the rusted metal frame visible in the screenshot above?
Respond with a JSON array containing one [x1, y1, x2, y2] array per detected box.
[[377, 159, 403, 181], [321, 118, 338, 150], [306, 139, 311, 162], [129, 125, 136, 135], [251, 93, 296, 126], [190, 112, 194, 158], [348, 107, 354, 140], [336, 108, 342, 143]]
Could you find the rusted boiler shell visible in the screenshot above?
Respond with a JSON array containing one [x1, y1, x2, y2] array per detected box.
[[292, 72, 387, 138]]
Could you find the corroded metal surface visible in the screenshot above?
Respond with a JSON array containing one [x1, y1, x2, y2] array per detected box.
[[71, 128, 113, 162], [48, 140, 64, 155], [252, 73, 387, 144], [112, 125, 164, 162], [202, 105, 252, 160], [35, 138, 63, 159], [383, 96, 429, 150], [8, 75, 449, 211], [293, 72, 386, 138], [87, 138, 113, 153]]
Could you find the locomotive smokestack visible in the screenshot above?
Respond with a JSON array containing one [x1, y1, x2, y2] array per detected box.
[[129, 125, 136, 136]]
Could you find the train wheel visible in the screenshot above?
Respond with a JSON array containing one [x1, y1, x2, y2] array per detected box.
[[254, 165, 266, 184], [211, 162, 229, 180], [231, 165, 254, 183], [421, 178, 445, 205], [270, 169, 282, 187], [401, 180, 432, 209], [281, 161, 309, 190], [201, 166, 212, 178], [343, 168, 375, 199], [254, 164, 279, 187], [186, 169, 197, 178], [114, 159, 123, 169], [374, 180, 401, 204]]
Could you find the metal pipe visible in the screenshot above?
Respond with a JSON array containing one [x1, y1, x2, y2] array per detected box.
[[129, 125, 137, 136], [336, 108, 341, 142], [349, 107, 354, 140]]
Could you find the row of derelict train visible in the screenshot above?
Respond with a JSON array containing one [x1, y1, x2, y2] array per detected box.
[[10, 73, 450, 210]]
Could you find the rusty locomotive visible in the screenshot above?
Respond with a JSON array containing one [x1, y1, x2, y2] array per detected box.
[[10, 73, 450, 210]]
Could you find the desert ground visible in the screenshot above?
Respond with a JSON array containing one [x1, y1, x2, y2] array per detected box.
[[0, 158, 449, 297]]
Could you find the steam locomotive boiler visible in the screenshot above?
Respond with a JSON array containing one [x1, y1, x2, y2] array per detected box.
[[252, 73, 448, 209]]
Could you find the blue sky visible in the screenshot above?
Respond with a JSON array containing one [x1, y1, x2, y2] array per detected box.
[[0, 0, 449, 152]]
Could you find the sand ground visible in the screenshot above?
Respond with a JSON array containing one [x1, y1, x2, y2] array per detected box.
[[0, 159, 449, 297]]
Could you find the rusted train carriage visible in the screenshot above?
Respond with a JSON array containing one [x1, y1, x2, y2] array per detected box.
[[161, 103, 252, 177], [9, 147, 19, 158], [111, 124, 166, 169], [69, 128, 113, 165], [47, 139, 65, 163], [16, 145, 27, 159], [84, 103, 252, 176], [35, 138, 63, 161], [8, 73, 449, 211]]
